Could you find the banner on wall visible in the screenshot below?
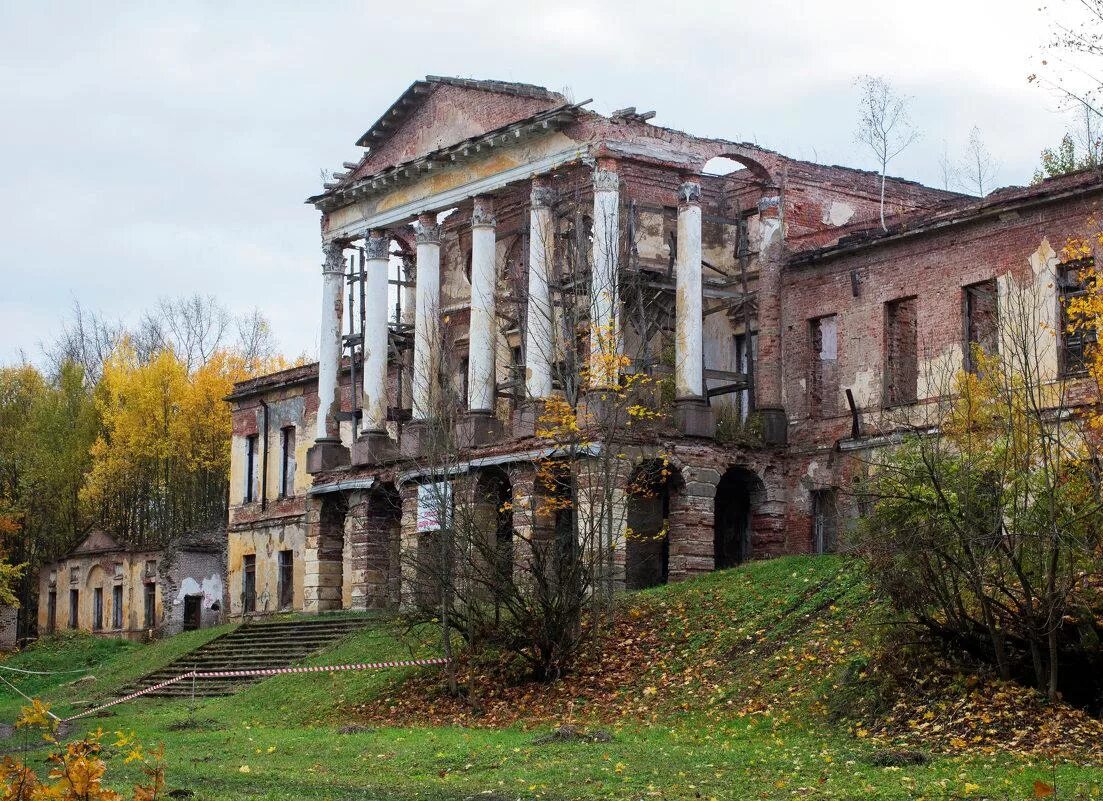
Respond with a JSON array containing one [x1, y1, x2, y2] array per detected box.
[[416, 481, 452, 533]]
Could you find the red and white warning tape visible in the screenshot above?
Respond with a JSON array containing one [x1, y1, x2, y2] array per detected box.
[[190, 657, 450, 679], [60, 657, 447, 723]]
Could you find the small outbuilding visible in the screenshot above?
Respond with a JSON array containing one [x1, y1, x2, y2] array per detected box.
[[37, 530, 224, 640]]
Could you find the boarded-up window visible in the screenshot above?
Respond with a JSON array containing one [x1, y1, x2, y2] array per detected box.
[[884, 297, 918, 405], [1058, 259, 1096, 376], [809, 315, 839, 417], [964, 280, 998, 371]]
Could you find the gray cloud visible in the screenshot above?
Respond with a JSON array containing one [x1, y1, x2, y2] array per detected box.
[[0, 0, 1071, 365]]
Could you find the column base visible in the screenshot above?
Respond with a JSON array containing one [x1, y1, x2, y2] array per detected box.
[[400, 420, 429, 459], [306, 438, 350, 474], [456, 410, 503, 449], [512, 399, 548, 438], [578, 388, 627, 431], [756, 407, 788, 446], [674, 398, 715, 438], [351, 431, 396, 466]]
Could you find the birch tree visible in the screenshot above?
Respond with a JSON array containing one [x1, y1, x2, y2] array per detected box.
[[854, 75, 920, 231]]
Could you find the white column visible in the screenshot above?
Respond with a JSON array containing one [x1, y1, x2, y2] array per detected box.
[[467, 197, 497, 412], [590, 161, 620, 387], [675, 180, 704, 399], [412, 213, 441, 421], [316, 241, 345, 440], [525, 179, 555, 399], [362, 230, 390, 434]]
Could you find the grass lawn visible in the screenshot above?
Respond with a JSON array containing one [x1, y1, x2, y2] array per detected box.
[[2, 558, 1101, 800]]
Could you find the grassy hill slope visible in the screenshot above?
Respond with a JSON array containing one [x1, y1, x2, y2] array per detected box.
[[2, 557, 1101, 800]]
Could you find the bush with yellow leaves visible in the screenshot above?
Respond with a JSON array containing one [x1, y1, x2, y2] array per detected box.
[[0, 699, 165, 800]]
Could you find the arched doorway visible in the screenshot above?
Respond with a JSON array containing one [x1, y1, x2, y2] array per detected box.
[[625, 460, 682, 590], [366, 482, 402, 609], [714, 466, 766, 569], [317, 494, 347, 611]]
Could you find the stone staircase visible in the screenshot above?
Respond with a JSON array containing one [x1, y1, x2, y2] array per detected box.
[[121, 616, 376, 699]]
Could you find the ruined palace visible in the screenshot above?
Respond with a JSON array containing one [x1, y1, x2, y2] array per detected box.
[[225, 75, 1101, 618]]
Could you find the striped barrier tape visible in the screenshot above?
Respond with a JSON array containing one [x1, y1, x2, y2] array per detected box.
[[58, 657, 448, 723], [63, 672, 193, 722], [190, 657, 450, 679]]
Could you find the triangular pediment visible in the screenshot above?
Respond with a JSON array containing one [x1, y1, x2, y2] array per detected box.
[[347, 77, 566, 180], [72, 530, 123, 555]]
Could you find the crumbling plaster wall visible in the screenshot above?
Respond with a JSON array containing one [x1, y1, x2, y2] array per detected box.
[[37, 551, 164, 639], [781, 191, 1102, 515], [226, 521, 306, 618]]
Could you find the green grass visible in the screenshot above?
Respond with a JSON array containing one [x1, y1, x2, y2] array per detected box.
[[2, 558, 1101, 800]]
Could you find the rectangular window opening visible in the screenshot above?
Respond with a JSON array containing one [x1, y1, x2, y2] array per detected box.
[[143, 583, 156, 629], [93, 587, 103, 631], [809, 315, 839, 417], [245, 434, 258, 503], [243, 554, 257, 614], [735, 331, 758, 423], [277, 550, 294, 609], [964, 279, 999, 371], [68, 589, 78, 629], [1059, 258, 1096, 376], [279, 426, 296, 498], [47, 591, 56, 633], [884, 297, 918, 406], [112, 585, 123, 629]]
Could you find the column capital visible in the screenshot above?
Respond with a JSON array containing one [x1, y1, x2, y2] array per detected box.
[[593, 164, 620, 194], [415, 214, 440, 245], [364, 230, 390, 260], [530, 179, 555, 210], [471, 196, 496, 228], [322, 241, 345, 274], [678, 180, 701, 208]]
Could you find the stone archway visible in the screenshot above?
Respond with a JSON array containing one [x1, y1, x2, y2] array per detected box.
[[714, 466, 767, 568], [305, 493, 347, 613]]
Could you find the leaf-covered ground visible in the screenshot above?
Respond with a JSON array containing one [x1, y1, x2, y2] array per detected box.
[[3, 556, 1102, 800]]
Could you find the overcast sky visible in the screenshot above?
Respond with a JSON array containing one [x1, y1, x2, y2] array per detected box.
[[0, 0, 1080, 366]]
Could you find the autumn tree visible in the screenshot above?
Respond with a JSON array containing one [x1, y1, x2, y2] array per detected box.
[[0, 361, 98, 634], [856, 281, 1103, 704], [82, 343, 279, 546]]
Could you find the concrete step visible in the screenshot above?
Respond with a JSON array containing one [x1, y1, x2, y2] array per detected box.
[[116, 615, 378, 699]]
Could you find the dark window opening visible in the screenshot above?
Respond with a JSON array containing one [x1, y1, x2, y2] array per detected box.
[[809, 315, 839, 417], [183, 595, 202, 631], [245, 434, 258, 503], [93, 587, 103, 631], [812, 489, 839, 554], [964, 279, 999, 371], [279, 426, 296, 498], [112, 585, 123, 629], [46, 591, 56, 633], [242, 554, 257, 614], [144, 583, 156, 629], [884, 297, 918, 406], [1059, 259, 1096, 376], [68, 589, 78, 629], [278, 550, 294, 609]]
